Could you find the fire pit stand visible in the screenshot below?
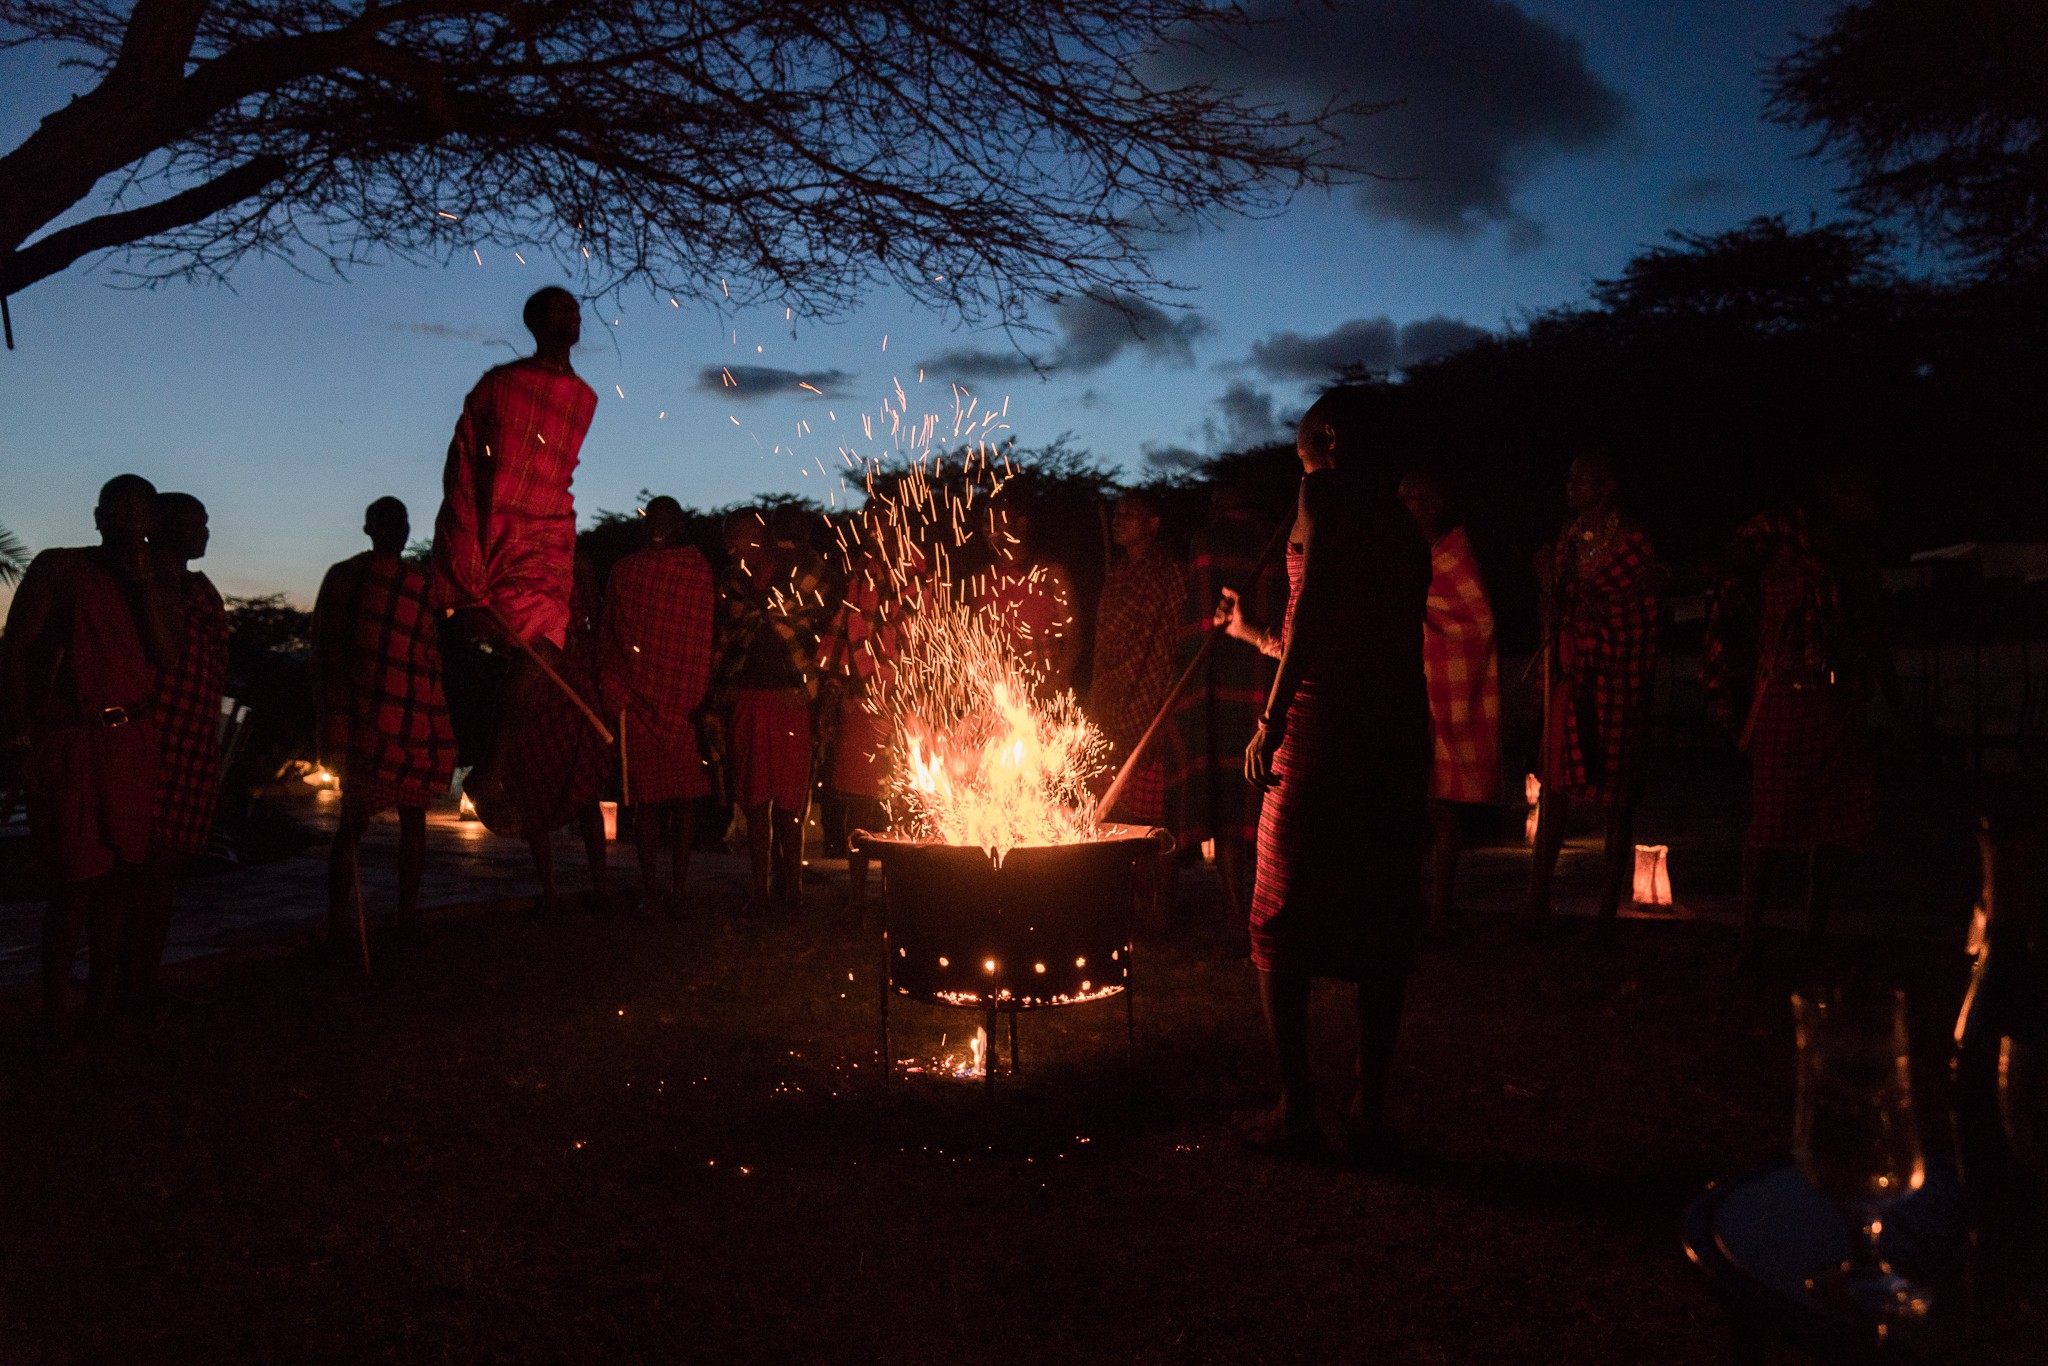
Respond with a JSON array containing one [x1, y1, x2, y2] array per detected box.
[[853, 827, 1170, 1093]]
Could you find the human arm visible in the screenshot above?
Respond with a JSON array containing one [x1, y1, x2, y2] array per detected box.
[[1246, 482, 1324, 787], [1212, 586, 1282, 659]]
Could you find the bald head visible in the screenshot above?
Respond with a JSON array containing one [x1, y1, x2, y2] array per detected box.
[[364, 496, 409, 554], [643, 495, 685, 546], [157, 491, 210, 563], [96, 473, 159, 551], [522, 286, 580, 352], [1296, 386, 1386, 475]]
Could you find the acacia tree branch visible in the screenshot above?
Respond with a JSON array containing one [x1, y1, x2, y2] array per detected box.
[[2, 154, 288, 295]]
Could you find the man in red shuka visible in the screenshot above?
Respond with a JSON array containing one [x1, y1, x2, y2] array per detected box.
[[2, 475, 180, 1039], [139, 491, 229, 1014], [315, 497, 458, 945], [599, 496, 717, 916], [431, 286, 611, 911]]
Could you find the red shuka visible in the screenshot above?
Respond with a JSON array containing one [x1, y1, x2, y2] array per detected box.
[[431, 359, 598, 648], [600, 544, 717, 804], [1421, 527, 1501, 804], [152, 570, 229, 857], [314, 551, 458, 814]]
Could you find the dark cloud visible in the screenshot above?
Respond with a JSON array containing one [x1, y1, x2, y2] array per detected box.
[[391, 321, 514, 346], [921, 293, 1208, 380], [1141, 442, 1207, 471], [1165, 0, 1627, 241], [1204, 380, 1290, 451], [695, 365, 857, 401], [1247, 315, 1488, 379], [1670, 174, 1745, 209]]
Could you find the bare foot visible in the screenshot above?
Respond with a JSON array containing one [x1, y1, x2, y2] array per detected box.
[[1233, 1105, 1326, 1159]]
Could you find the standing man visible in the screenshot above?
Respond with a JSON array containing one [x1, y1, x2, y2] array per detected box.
[[139, 491, 229, 1012], [1239, 389, 1432, 1158], [713, 508, 830, 911], [431, 286, 612, 910], [599, 496, 717, 915], [1088, 490, 1186, 927], [1168, 484, 1286, 929], [314, 497, 458, 945], [1, 475, 176, 1037], [1397, 473, 1501, 942], [1524, 454, 1660, 940]]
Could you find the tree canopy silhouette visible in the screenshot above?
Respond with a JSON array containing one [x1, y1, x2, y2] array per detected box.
[[1770, 0, 2048, 278], [0, 0, 1348, 319]]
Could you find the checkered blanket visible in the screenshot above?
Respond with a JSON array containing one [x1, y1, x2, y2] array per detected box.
[[600, 545, 716, 803], [1422, 527, 1500, 803], [152, 570, 229, 857], [314, 551, 458, 814]]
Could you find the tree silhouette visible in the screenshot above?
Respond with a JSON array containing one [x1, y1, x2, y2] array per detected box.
[[1771, 0, 2048, 277], [0, 0, 1348, 323]]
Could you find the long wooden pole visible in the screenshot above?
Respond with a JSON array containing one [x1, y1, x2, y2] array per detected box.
[[1092, 515, 1293, 825], [484, 605, 615, 745]]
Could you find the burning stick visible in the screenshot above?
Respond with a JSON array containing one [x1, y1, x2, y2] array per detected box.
[[1092, 515, 1293, 826], [483, 605, 615, 745]]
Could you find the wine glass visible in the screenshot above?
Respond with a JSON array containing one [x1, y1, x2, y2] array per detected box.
[[1791, 986, 1934, 1334]]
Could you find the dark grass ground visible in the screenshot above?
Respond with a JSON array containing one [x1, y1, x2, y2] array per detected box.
[[0, 876, 2031, 1365]]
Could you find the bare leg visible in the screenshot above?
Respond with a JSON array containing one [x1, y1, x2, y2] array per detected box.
[[579, 804, 609, 910], [773, 805, 804, 909], [634, 801, 663, 908], [1594, 800, 1634, 940], [1806, 843, 1843, 944], [84, 863, 133, 1031], [1426, 800, 1461, 937], [126, 852, 179, 1014], [327, 792, 371, 945], [528, 831, 557, 914], [1524, 792, 1569, 921], [396, 806, 427, 931], [744, 801, 773, 904], [670, 802, 694, 913], [1349, 954, 1415, 1140], [1740, 846, 1779, 968], [1215, 837, 1250, 926], [1245, 970, 1320, 1150]]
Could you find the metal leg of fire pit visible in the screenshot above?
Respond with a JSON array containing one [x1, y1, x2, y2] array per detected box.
[[984, 1006, 999, 1097], [878, 924, 892, 1090]]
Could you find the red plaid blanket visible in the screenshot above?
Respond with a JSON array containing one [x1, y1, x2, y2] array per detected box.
[[431, 359, 597, 648], [1422, 528, 1500, 803], [601, 545, 716, 803], [152, 570, 229, 857], [1547, 520, 1658, 804], [315, 551, 457, 813], [1090, 544, 1185, 756]]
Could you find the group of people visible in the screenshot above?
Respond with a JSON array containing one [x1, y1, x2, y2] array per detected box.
[[5, 290, 1885, 1158]]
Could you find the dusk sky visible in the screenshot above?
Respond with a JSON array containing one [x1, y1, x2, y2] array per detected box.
[[2, 0, 1850, 610]]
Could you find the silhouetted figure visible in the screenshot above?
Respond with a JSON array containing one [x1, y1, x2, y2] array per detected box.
[[1238, 389, 1431, 1158], [1169, 484, 1286, 929], [1089, 490, 1186, 927], [818, 508, 926, 922], [1524, 455, 1659, 940], [1398, 473, 1501, 941], [599, 496, 717, 916], [139, 491, 228, 1011], [713, 508, 830, 910], [1703, 501, 1881, 968], [314, 498, 457, 944], [971, 505, 1079, 694], [1, 475, 177, 1037], [429, 286, 610, 912]]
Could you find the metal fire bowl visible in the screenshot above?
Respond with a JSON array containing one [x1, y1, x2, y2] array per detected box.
[[855, 827, 1168, 1010]]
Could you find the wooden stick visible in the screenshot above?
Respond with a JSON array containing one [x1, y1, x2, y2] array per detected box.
[[1092, 515, 1293, 825], [484, 605, 615, 744], [348, 834, 371, 976], [618, 710, 630, 806]]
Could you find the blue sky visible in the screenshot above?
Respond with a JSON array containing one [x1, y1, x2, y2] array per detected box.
[[1, 0, 1847, 608]]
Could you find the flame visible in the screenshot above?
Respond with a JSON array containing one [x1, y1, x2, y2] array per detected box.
[[880, 604, 1107, 861]]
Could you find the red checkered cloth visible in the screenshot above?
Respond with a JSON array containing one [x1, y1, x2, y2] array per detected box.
[[5, 547, 162, 882], [1747, 680, 1874, 848], [731, 688, 813, 811], [600, 544, 716, 804], [1544, 521, 1659, 805], [431, 358, 597, 649], [315, 552, 458, 814], [152, 570, 228, 857], [819, 549, 928, 800], [1422, 527, 1501, 804], [1165, 512, 1286, 847], [716, 551, 833, 703], [1090, 544, 1186, 756], [1249, 536, 1428, 980], [465, 564, 609, 837]]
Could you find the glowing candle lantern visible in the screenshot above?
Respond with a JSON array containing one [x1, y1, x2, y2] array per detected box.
[[457, 792, 478, 820], [1632, 844, 1672, 906], [599, 800, 619, 842], [1524, 773, 1542, 844]]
